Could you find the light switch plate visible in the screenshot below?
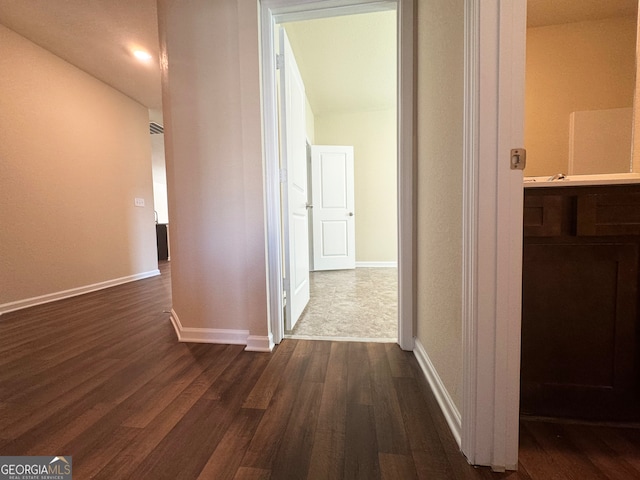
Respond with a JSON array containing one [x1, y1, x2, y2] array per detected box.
[[134, 198, 145, 207]]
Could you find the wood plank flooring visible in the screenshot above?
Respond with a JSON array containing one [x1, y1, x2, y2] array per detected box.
[[0, 262, 639, 479]]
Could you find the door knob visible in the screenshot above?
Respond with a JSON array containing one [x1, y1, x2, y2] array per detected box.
[[348, 212, 354, 216], [305, 203, 313, 209]]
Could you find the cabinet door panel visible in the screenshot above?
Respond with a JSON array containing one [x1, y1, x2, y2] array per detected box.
[[521, 242, 638, 419], [523, 195, 564, 237], [578, 193, 640, 236]]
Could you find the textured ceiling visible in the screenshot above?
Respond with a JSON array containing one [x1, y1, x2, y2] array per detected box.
[[283, 10, 397, 116], [0, 0, 161, 108]]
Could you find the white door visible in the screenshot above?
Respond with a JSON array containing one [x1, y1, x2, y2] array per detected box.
[[310, 145, 356, 271], [280, 28, 310, 331]]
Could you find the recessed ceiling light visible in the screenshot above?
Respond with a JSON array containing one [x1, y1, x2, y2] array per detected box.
[[133, 50, 153, 62]]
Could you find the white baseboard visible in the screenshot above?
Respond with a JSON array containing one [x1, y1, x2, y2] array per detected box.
[[245, 335, 274, 352], [170, 309, 251, 345], [355, 261, 398, 268], [413, 338, 462, 447], [0, 269, 161, 315]]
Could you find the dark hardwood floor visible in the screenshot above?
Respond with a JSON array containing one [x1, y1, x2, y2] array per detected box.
[[0, 262, 639, 479]]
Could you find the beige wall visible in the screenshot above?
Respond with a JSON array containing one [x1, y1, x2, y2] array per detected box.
[[0, 25, 157, 308], [526, 16, 636, 176], [305, 96, 315, 143], [415, 0, 465, 409], [314, 108, 397, 263], [158, 0, 268, 336]]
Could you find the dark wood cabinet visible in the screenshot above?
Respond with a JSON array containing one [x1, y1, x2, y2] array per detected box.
[[522, 185, 640, 420], [156, 223, 169, 261]]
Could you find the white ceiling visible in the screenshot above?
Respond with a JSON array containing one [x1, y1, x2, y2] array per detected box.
[[0, 0, 162, 108]]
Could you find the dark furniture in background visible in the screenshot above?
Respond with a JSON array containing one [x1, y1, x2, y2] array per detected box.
[[156, 223, 169, 261]]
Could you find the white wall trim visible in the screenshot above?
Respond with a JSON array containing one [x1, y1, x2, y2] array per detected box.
[[260, 0, 415, 352], [493, 1, 525, 471], [170, 309, 251, 345], [413, 338, 462, 446], [461, 0, 524, 471], [355, 261, 398, 268], [246, 335, 275, 352], [396, 0, 415, 352], [461, 0, 480, 465], [0, 269, 161, 316], [261, 0, 285, 346]]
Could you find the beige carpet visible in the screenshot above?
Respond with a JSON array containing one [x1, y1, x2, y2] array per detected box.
[[289, 268, 397, 340]]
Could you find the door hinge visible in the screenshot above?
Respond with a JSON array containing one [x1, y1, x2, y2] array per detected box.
[[279, 168, 287, 183], [276, 54, 284, 70], [510, 148, 526, 170]]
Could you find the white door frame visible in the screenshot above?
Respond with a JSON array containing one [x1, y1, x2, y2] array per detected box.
[[461, 0, 525, 470], [259, 0, 415, 351]]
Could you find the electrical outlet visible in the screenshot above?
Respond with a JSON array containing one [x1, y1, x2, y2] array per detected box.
[[134, 198, 145, 207]]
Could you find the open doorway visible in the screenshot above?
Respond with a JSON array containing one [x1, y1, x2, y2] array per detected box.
[[260, 0, 415, 350], [278, 11, 398, 342]]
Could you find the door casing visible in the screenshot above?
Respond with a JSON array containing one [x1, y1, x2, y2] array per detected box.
[[460, 0, 525, 470]]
